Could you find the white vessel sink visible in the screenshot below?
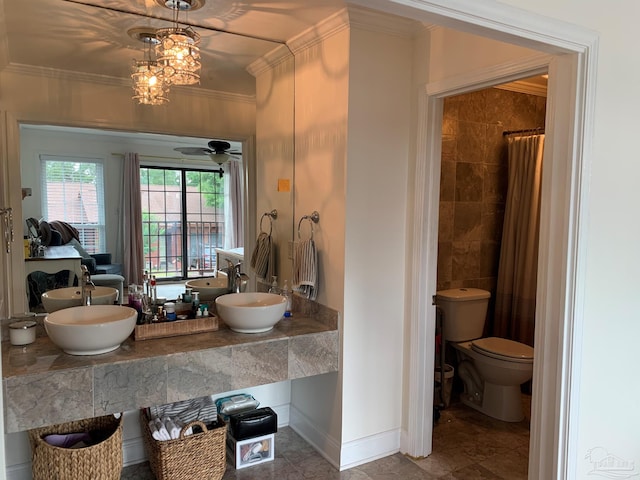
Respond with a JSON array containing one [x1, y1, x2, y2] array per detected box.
[[185, 276, 228, 302], [41, 286, 119, 313], [44, 305, 137, 355], [215, 292, 286, 333]]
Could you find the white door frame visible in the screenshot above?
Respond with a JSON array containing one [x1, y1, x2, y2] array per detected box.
[[368, 1, 599, 479]]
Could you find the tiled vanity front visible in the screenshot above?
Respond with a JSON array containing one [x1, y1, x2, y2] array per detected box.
[[2, 305, 339, 433]]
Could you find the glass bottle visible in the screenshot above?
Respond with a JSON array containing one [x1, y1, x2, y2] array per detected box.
[[268, 276, 278, 294]]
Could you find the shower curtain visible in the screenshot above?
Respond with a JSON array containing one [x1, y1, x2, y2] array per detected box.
[[493, 134, 544, 347]]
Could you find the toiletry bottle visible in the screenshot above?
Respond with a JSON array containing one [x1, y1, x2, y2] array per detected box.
[[282, 280, 292, 317], [150, 275, 157, 304], [192, 291, 200, 315], [268, 276, 278, 294], [165, 302, 177, 321]]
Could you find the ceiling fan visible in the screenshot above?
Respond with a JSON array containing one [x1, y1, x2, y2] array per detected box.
[[174, 140, 241, 166]]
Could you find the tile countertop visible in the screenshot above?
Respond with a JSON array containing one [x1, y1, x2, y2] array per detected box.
[[2, 301, 339, 433]]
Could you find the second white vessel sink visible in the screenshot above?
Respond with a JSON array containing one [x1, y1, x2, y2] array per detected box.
[[215, 292, 286, 333]]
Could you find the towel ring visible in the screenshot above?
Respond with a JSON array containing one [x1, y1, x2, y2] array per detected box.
[[260, 209, 278, 235], [297, 211, 320, 240]]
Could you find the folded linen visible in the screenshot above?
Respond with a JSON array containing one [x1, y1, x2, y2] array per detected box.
[[163, 416, 180, 439], [150, 418, 171, 441], [293, 238, 318, 301], [149, 396, 218, 426]]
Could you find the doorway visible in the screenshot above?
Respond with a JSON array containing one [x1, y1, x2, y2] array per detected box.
[[405, 34, 592, 479], [431, 78, 547, 474]]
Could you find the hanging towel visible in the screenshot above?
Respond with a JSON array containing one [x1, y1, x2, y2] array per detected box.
[[293, 238, 318, 301], [250, 231, 275, 281]]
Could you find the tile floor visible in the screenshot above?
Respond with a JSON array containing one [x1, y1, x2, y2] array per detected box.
[[121, 396, 530, 480]]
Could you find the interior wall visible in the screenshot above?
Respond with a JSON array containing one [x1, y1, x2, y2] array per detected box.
[[290, 9, 415, 468], [497, 1, 640, 475], [437, 87, 546, 334], [254, 55, 295, 288], [289, 19, 350, 466]]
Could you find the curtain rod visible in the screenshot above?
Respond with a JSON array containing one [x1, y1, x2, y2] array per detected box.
[[111, 152, 224, 172], [112, 152, 191, 162], [502, 127, 545, 136]]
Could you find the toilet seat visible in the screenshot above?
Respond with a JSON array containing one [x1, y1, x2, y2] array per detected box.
[[471, 337, 534, 364]]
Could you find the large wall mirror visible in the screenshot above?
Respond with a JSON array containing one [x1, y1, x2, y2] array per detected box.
[[2, 0, 297, 314]]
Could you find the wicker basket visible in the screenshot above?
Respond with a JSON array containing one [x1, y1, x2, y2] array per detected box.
[[141, 410, 226, 480], [28, 414, 123, 480]]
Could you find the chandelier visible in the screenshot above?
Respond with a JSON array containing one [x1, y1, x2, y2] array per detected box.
[[131, 31, 170, 105], [155, 0, 201, 86]]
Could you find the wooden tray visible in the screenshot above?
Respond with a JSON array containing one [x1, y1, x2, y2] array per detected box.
[[134, 315, 218, 341]]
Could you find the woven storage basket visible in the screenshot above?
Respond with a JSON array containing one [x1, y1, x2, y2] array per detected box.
[[28, 414, 123, 480], [141, 410, 226, 480]]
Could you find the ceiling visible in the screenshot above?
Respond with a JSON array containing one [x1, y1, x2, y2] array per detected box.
[[1, 0, 350, 96], [3, 0, 546, 150]]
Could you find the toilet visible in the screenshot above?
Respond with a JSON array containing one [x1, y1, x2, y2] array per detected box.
[[435, 288, 534, 422]]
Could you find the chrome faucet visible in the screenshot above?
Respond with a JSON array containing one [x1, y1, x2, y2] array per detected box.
[[80, 265, 96, 306], [226, 259, 249, 293]]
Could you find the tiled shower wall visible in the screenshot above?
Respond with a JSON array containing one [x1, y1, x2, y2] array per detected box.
[[437, 87, 546, 331]]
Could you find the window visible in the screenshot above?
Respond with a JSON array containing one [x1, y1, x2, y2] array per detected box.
[[40, 155, 106, 253], [140, 166, 225, 279]]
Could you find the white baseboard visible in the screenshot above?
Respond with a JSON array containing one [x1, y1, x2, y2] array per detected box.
[[6, 464, 30, 480], [339, 428, 401, 470], [289, 404, 342, 469], [289, 404, 401, 471]]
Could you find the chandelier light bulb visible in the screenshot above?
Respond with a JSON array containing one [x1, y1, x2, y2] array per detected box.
[[131, 60, 170, 105]]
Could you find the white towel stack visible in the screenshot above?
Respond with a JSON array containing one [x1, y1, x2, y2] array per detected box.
[[148, 416, 193, 441], [293, 238, 318, 301], [250, 231, 275, 281]]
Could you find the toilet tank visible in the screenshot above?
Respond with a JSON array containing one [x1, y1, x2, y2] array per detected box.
[[435, 288, 491, 342]]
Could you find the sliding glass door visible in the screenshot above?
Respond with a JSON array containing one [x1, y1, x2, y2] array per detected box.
[[140, 166, 224, 280]]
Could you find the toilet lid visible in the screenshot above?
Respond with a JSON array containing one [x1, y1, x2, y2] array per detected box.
[[471, 337, 534, 363]]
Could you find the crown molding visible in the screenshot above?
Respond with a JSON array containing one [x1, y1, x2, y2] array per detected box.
[[286, 8, 350, 55], [246, 44, 292, 77], [347, 5, 424, 38], [495, 78, 548, 97], [2, 63, 255, 103]]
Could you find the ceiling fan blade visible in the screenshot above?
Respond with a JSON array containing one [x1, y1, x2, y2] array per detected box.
[[174, 147, 214, 156]]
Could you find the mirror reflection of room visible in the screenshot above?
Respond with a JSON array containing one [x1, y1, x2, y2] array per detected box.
[[20, 125, 244, 313]]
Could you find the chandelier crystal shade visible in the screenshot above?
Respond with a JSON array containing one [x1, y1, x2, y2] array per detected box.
[[155, 26, 201, 85], [131, 59, 169, 105], [130, 30, 170, 106]]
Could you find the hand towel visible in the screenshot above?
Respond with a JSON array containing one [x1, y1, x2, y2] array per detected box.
[[163, 416, 180, 439], [150, 418, 171, 441], [250, 231, 275, 281], [293, 238, 318, 301]]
